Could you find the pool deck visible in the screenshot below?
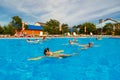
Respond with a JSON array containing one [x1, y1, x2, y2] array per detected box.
[[0, 34, 120, 39]]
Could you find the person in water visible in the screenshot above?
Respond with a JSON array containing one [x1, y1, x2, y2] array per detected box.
[[44, 48, 77, 58], [44, 48, 53, 56], [69, 40, 75, 45], [69, 38, 78, 45], [27, 39, 30, 42], [96, 36, 102, 40], [81, 42, 93, 49], [34, 39, 40, 42], [88, 42, 93, 47], [69, 40, 84, 46], [42, 36, 46, 40], [73, 37, 77, 42], [69, 39, 93, 47]]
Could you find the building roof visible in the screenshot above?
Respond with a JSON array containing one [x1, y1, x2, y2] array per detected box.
[[35, 22, 46, 26], [35, 22, 45, 24], [96, 19, 120, 28], [28, 25, 43, 30]]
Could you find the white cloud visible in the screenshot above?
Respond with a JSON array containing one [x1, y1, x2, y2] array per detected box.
[[0, 0, 120, 26]]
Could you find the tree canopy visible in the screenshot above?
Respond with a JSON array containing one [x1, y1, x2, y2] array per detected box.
[[43, 19, 60, 34], [103, 23, 114, 35], [11, 16, 22, 31], [103, 23, 120, 35], [79, 22, 96, 34], [0, 25, 4, 34], [61, 23, 69, 34], [1, 16, 120, 36]]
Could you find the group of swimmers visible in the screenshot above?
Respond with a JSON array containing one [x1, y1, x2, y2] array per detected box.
[[28, 37, 94, 60], [42, 37, 93, 59], [69, 38, 93, 50]]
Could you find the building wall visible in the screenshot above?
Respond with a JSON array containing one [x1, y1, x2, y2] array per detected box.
[[22, 30, 42, 35], [34, 23, 41, 26]]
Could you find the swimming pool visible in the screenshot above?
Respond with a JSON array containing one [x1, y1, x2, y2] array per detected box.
[[0, 37, 120, 80]]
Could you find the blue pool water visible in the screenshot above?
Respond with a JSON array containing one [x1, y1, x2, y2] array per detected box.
[[0, 38, 120, 80]]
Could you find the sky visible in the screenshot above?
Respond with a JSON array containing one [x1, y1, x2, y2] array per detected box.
[[0, 0, 120, 27]]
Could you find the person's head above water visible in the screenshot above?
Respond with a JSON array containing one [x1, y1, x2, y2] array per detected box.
[[27, 39, 30, 41], [88, 42, 93, 47], [69, 40, 73, 44], [44, 47, 49, 52], [44, 48, 51, 56]]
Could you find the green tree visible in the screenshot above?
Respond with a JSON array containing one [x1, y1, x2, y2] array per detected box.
[[96, 28, 102, 35], [2, 24, 15, 35], [103, 23, 113, 35], [3, 26, 9, 34], [79, 22, 96, 34], [11, 16, 22, 32], [44, 19, 60, 34], [0, 25, 4, 34], [72, 26, 77, 32], [7, 24, 15, 35], [24, 24, 28, 30], [115, 29, 120, 35], [72, 25, 81, 34], [114, 23, 120, 35], [61, 23, 69, 34]]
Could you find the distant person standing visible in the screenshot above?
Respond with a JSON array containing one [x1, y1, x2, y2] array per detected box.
[[90, 32, 93, 37]]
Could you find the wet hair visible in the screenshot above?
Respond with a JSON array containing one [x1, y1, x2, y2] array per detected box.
[[44, 48, 49, 55], [89, 42, 92, 44], [89, 42, 93, 47]]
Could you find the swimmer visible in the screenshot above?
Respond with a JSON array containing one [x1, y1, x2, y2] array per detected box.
[[87, 42, 93, 47], [81, 42, 93, 50], [69, 40, 85, 46], [26, 39, 39, 43], [69, 40, 75, 45], [42, 36, 46, 40], [34, 39, 40, 42], [73, 37, 77, 42], [44, 48, 78, 59], [26, 39, 30, 42], [96, 36, 102, 40], [27, 48, 78, 60]]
